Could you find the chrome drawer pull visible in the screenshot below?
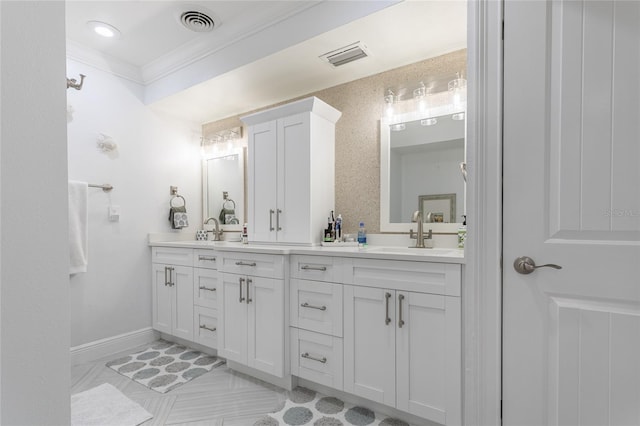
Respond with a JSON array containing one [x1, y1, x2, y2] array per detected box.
[[199, 286, 216, 292], [385, 292, 392, 325], [239, 277, 245, 303], [269, 209, 275, 231], [198, 255, 216, 261], [398, 294, 405, 328], [246, 278, 252, 304], [164, 266, 170, 286], [199, 324, 217, 332], [301, 352, 327, 364], [301, 265, 327, 272], [276, 209, 282, 231], [235, 261, 257, 267], [301, 302, 327, 311]]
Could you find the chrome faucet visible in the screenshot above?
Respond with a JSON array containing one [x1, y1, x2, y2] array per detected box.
[[204, 217, 223, 241], [409, 211, 433, 248]]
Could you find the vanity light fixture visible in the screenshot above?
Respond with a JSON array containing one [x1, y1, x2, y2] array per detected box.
[[390, 123, 406, 131], [448, 72, 467, 110], [201, 126, 243, 156], [384, 89, 396, 119], [413, 82, 427, 112], [87, 21, 121, 38], [451, 112, 465, 121], [421, 118, 438, 126]]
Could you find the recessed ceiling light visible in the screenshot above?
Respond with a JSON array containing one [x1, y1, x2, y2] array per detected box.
[[86, 21, 121, 38]]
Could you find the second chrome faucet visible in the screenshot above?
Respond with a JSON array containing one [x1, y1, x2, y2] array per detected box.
[[204, 217, 224, 241], [409, 210, 433, 248]]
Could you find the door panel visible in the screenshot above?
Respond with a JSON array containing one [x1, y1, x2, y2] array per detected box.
[[248, 121, 277, 242], [218, 273, 248, 364], [503, 1, 640, 424], [172, 266, 194, 340], [247, 276, 284, 377], [343, 285, 396, 406], [152, 264, 172, 334]]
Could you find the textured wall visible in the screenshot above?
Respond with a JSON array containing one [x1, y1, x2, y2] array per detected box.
[[203, 49, 467, 234]]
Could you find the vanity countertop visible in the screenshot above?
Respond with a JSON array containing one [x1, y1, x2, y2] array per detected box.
[[149, 240, 465, 264]]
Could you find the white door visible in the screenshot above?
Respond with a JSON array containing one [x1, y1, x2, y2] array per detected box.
[[277, 113, 311, 244], [152, 264, 172, 334], [503, 1, 640, 425], [218, 273, 248, 364], [247, 276, 284, 377], [248, 121, 277, 243], [343, 285, 396, 407], [396, 291, 461, 425], [171, 265, 194, 341]]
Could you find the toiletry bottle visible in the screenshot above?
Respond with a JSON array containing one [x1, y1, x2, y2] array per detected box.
[[242, 223, 248, 244], [335, 214, 343, 241], [357, 222, 367, 245], [457, 215, 466, 249]]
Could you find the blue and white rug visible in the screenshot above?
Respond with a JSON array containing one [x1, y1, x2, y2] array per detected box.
[[254, 387, 413, 426], [106, 340, 224, 393]]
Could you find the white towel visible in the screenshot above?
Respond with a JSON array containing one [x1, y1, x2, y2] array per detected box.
[[71, 383, 153, 426], [69, 180, 88, 274]]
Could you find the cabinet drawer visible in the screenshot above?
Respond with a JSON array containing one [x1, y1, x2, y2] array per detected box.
[[151, 247, 193, 267], [219, 251, 284, 279], [290, 255, 340, 282], [194, 268, 218, 309], [291, 328, 343, 390], [194, 306, 217, 349], [194, 249, 217, 269], [290, 279, 342, 337], [343, 258, 461, 297]]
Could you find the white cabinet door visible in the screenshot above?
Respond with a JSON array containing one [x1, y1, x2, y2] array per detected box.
[[247, 276, 284, 377], [248, 121, 277, 243], [276, 113, 311, 244], [152, 264, 172, 334], [343, 285, 396, 407], [396, 292, 461, 425], [171, 265, 194, 341], [218, 273, 248, 364]]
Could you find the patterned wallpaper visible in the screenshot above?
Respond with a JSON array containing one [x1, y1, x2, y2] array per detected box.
[[202, 49, 467, 234]]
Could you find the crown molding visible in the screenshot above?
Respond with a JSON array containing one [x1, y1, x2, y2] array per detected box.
[[66, 39, 144, 85]]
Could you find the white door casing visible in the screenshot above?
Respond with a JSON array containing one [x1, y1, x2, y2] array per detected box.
[[503, 1, 640, 425]]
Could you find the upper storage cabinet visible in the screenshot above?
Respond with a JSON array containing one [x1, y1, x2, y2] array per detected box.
[[241, 97, 341, 245]]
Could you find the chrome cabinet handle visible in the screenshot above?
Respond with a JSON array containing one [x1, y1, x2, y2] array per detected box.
[[385, 292, 392, 325], [199, 286, 216, 292], [301, 352, 327, 364], [301, 302, 327, 311], [398, 294, 405, 328], [235, 261, 257, 267], [277, 209, 282, 231], [269, 209, 275, 231], [239, 277, 245, 303], [164, 266, 170, 286], [168, 267, 175, 287], [513, 256, 563, 275], [301, 265, 327, 272], [246, 278, 252, 304], [198, 255, 216, 262], [199, 324, 216, 332]]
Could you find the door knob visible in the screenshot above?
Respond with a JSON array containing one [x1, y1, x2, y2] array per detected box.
[[513, 256, 562, 274]]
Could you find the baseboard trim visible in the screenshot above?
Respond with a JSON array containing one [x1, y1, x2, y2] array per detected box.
[[70, 327, 159, 365]]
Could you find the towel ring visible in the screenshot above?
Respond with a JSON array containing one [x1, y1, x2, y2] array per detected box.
[[170, 195, 186, 208], [223, 198, 236, 210]]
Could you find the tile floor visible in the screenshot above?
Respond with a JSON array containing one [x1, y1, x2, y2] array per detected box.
[[71, 344, 288, 425]]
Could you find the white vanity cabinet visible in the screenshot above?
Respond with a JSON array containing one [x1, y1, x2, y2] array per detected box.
[[217, 251, 286, 377], [241, 97, 341, 245], [151, 247, 195, 341], [290, 255, 344, 390], [193, 250, 219, 349], [342, 258, 461, 426]]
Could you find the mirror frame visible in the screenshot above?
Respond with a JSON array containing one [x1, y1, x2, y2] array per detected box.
[[380, 106, 465, 233], [202, 146, 247, 232]]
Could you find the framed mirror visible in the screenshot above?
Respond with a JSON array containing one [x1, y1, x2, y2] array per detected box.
[[202, 147, 247, 231], [380, 107, 465, 233]]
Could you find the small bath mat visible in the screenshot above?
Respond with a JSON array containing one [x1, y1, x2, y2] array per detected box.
[[106, 340, 225, 393], [254, 387, 415, 426], [71, 383, 153, 426]]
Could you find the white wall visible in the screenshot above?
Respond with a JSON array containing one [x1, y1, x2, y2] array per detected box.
[[66, 59, 201, 347], [1, 1, 70, 423]]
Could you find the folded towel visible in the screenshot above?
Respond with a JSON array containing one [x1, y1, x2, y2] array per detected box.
[[219, 208, 236, 224], [169, 206, 188, 229], [69, 181, 88, 274]]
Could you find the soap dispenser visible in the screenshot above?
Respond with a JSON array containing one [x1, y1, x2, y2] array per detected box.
[[457, 215, 467, 249]]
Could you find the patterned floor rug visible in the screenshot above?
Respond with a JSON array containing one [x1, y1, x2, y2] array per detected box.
[[254, 387, 413, 426], [106, 340, 225, 393]]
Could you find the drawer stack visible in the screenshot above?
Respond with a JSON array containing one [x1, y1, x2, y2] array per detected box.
[[193, 249, 219, 349], [289, 255, 344, 390]]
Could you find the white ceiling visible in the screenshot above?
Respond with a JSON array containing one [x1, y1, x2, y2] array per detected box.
[[65, 1, 467, 124]]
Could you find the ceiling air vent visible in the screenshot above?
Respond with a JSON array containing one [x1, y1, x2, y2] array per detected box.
[[180, 10, 215, 32], [319, 42, 370, 67]]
